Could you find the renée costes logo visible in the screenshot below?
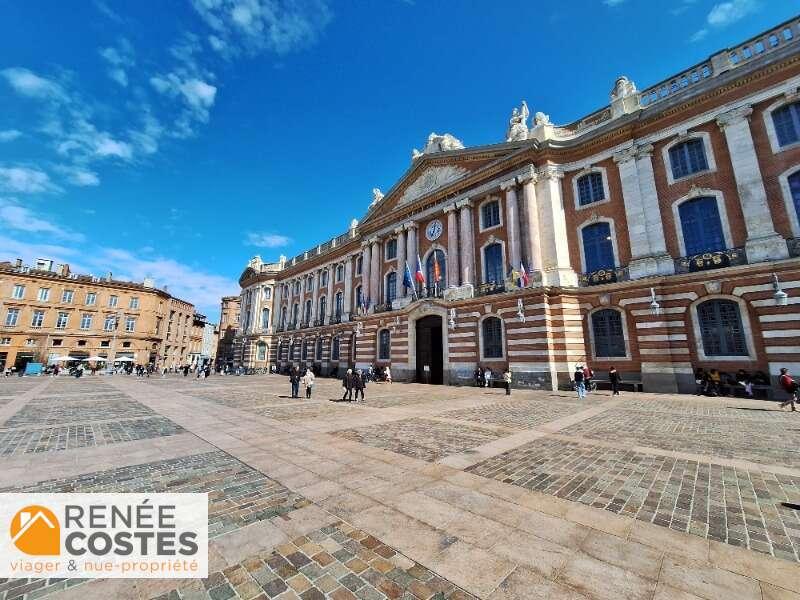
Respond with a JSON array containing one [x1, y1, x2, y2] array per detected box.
[[0, 493, 208, 578]]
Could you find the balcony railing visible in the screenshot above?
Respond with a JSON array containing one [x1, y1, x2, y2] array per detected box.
[[788, 237, 800, 258], [373, 302, 393, 314], [579, 266, 630, 287], [476, 282, 506, 297], [286, 323, 297, 331], [313, 318, 326, 327], [330, 314, 342, 325], [674, 247, 746, 274]]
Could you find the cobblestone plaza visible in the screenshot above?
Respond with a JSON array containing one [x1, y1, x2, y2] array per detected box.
[[0, 375, 798, 599]]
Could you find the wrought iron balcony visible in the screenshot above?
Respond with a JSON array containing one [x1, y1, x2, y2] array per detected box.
[[579, 266, 630, 287], [330, 314, 342, 325], [476, 282, 507, 296], [674, 247, 746, 274], [373, 302, 393, 314], [286, 323, 297, 331], [313, 318, 326, 327]]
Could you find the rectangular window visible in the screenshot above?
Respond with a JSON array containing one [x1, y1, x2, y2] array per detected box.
[[38, 288, 50, 301], [62, 289, 74, 303], [100, 340, 110, 348], [577, 172, 605, 206], [86, 292, 97, 305], [108, 295, 118, 307], [56, 312, 69, 329], [80, 314, 93, 330], [5, 308, 19, 327], [385, 239, 397, 260], [125, 317, 136, 332], [31, 310, 45, 328], [321, 271, 329, 286], [481, 200, 501, 229], [0, 337, 9, 345], [52, 339, 62, 346], [104, 315, 117, 331], [129, 297, 139, 309], [669, 139, 708, 180], [336, 265, 344, 282], [263, 287, 272, 300], [11, 284, 25, 299]]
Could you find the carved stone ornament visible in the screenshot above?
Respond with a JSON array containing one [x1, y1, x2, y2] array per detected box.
[[534, 111, 551, 126], [370, 188, 384, 207], [704, 280, 722, 294], [398, 165, 469, 206], [599, 293, 611, 306], [610, 76, 637, 101], [506, 100, 529, 142], [484, 304, 492, 314], [411, 132, 465, 160]]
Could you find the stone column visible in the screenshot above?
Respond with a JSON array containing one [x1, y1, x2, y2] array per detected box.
[[395, 226, 407, 297], [405, 222, 418, 290], [535, 165, 577, 287], [272, 284, 282, 330], [311, 271, 319, 325], [717, 105, 788, 262], [361, 243, 371, 310], [326, 266, 334, 321], [613, 144, 674, 279], [444, 203, 460, 287], [370, 237, 381, 307], [457, 199, 475, 286], [501, 178, 521, 271], [343, 255, 354, 319], [518, 166, 542, 277], [298, 277, 306, 326]]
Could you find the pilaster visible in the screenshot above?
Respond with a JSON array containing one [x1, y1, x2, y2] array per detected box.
[[534, 165, 578, 287], [501, 178, 522, 271], [395, 226, 407, 297], [443, 204, 460, 287], [457, 199, 475, 286]]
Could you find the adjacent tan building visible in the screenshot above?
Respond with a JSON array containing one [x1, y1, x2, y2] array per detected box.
[[216, 296, 240, 369], [0, 258, 209, 371]]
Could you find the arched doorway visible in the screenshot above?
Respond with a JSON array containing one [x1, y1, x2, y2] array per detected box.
[[416, 315, 443, 384]]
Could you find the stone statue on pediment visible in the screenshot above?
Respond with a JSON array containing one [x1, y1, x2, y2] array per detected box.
[[506, 100, 529, 142], [370, 188, 384, 207], [411, 132, 464, 161], [534, 111, 551, 126]]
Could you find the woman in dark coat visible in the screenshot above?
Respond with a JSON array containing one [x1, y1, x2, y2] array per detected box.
[[342, 368, 354, 401]]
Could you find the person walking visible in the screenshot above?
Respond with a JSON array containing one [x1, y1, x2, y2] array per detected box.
[[354, 369, 366, 402], [302, 368, 315, 399], [385, 364, 392, 384], [503, 366, 512, 396], [289, 366, 301, 398], [582, 365, 594, 393], [342, 368, 354, 401], [574, 364, 586, 400], [484, 367, 492, 388], [609, 366, 620, 396], [475, 367, 484, 387], [778, 367, 798, 411]]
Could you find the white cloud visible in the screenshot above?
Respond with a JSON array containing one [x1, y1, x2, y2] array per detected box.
[[56, 165, 101, 187], [690, 0, 759, 42], [99, 40, 135, 87], [191, 0, 333, 56], [0, 198, 83, 241], [0, 166, 61, 194], [0, 130, 22, 142], [1, 67, 64, 100], [181, 79, 217, 108], [94, 136, 134, 159], [246, 232, 292, 248]]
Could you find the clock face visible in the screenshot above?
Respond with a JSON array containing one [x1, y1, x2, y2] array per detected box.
[[426, 219, 443, 241]]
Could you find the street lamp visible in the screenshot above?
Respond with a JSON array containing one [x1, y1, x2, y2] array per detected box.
[[773, 273, 789, 306], [649, 288, 661, 316]]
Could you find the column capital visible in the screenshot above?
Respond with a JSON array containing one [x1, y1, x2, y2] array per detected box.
[[517, 165, 538, 184], [393, 225, 404, 234], [368, 236, 381, 245], [716, 104, 753, 129], [535, 165, 563, 180], [403, 221, 418, 230], [442, 203, 458, 214], [455, 198, 473, 209], [500, 178, 517, 191]]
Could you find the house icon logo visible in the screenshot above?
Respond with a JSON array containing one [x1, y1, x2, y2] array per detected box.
[[9, 505, 60, 555]]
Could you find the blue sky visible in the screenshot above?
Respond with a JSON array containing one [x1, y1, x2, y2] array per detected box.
[[0, 0, 797, 318]]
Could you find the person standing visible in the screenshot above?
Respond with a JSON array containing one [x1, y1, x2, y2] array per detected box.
[[484, 367, 492, 388], [574, 364, 586, 400], [779, 367, 798, 411], [609, 366, 620, 396], [342, 368, 354, 401], [385, 364, 392, 384], [582, 365, 594, 393], [354, 369, 366, 402], [475, 367, 483, 387], [289, 367, 301, 398], [503, 366, 512, 396], [302, 368, 315, 399]]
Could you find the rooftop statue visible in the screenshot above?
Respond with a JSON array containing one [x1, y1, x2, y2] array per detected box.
[[412, 132, 464, 160], [506, 100, 529, 142], [370, 187, 384, 207]]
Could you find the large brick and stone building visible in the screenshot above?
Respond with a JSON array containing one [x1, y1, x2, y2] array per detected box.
[[232, 18, 800, 393], [0, 257, 210, 371]]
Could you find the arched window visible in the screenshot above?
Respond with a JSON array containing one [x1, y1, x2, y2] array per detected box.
[[336, 265, 344, 282], [260, 308, 270, 330], [482, 317, 503, 358], [290, 341, 298, 360], [772, 101, 800, 147], [378, 329, 391, 360], [582, 222, 615, 272], [332, 336, 340, 360], [591, 309, 626, 357], [669, 138, 708, 179], [315, 338, 323, 360], [787, 171, 800, 225], [481, 200, 501, 229], [318, 296, 326, 323], [678, 197, 726, 256], [335, 292, 343, 317], [356, 257, 362, 275], [577, 172, 605, 206], [321, 270, 329, 286], [425, 249, 446, 294], [302, 340, 309, 360], [256, 341, 267, 361], [291, 303, 299, 327], [280, 306, 287, 329], [355, 286, 363, 310], [385, 239, 397, 260], [304, 299, 312, 324], [386, 272, 397, 304], [697, 299, 748, 356], [483, 243, 504, 284]]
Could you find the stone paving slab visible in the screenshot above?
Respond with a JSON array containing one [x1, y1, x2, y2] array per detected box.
[[2, 396, 155, 427], [334, 418, 505, 463], [441, 399, 590, 430], [466, 437, 800, 562]]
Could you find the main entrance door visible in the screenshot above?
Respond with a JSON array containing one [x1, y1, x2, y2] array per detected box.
[[415, 315, 443, 384]]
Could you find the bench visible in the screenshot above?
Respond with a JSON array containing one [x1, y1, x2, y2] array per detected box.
[[593, 380, 644, 393]]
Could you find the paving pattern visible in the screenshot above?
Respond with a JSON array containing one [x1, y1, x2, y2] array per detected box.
[[442, 399, 590, 430], [154, 521, 476, 600], [2, 395, 154, 427], [334, 418, 504, 462]]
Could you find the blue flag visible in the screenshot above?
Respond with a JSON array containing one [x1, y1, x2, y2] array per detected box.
[[402, 261, 414, 289]]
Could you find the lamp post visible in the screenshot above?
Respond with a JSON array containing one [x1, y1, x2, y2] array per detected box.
[[773, 273, 789, 306]]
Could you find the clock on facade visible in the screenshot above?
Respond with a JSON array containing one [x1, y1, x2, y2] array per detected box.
[[425, 219, 443, 241]]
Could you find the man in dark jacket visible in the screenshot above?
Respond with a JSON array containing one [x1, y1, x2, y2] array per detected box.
[[342, 368, 354, 401], [289, 367, 301, 398], [354, 369, 366, 402], [609, 366, 620, 396]]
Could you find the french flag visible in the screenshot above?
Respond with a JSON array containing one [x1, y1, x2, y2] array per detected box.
[[519, 262, 529, 287], [415, 254, 426, 284]]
